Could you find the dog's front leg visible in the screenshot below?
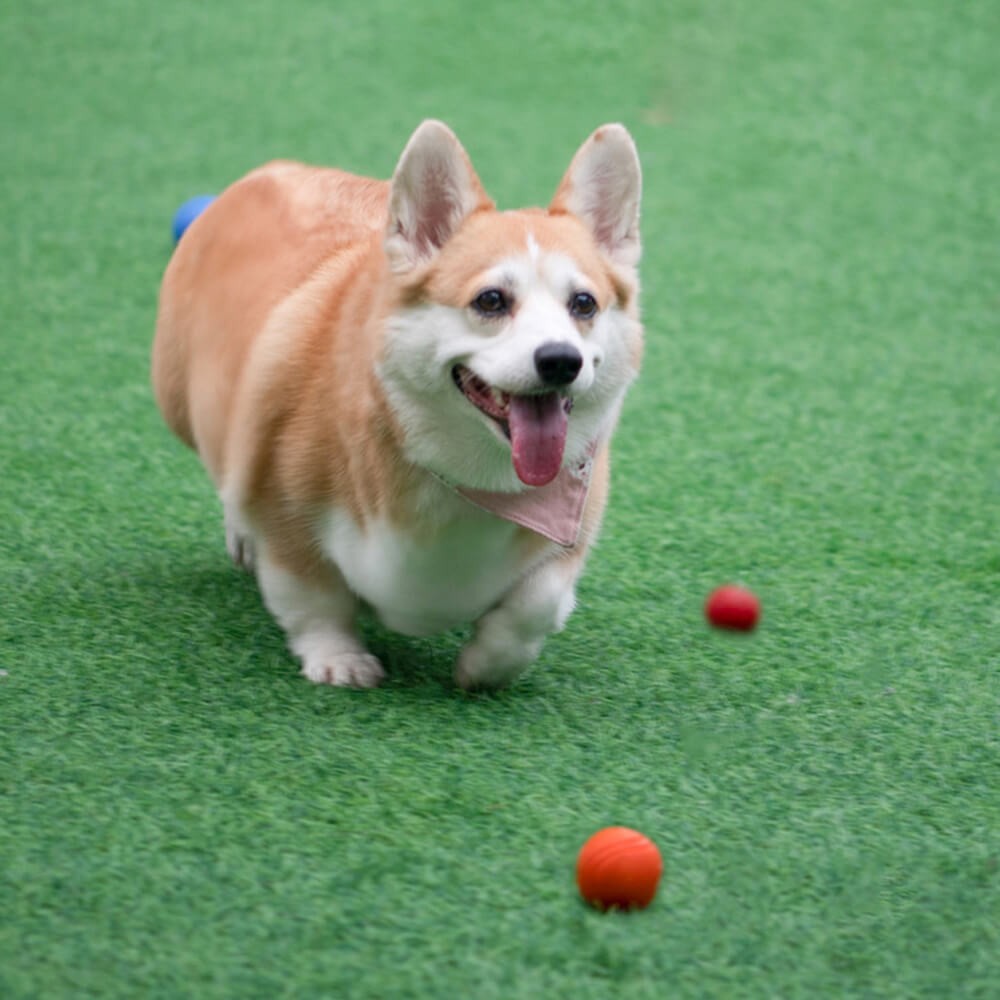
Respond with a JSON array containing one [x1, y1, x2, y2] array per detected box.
[[254, 546, 386, 688], [455, 552, 583, 690]]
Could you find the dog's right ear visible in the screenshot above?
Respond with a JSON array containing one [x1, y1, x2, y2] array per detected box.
[[385, 120, 494, 273]]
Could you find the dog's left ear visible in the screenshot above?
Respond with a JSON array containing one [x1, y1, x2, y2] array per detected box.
[[549, 124, 642, 268], [385, 120, 494, 273]]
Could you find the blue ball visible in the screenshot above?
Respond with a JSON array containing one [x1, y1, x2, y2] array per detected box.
[[172, 194, 217, 243]]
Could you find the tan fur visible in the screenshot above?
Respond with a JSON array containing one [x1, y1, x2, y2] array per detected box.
[[154, 171, 624, 541], [152, 121, 641, 688]]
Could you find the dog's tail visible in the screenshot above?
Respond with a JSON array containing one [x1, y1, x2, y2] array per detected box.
[[171, 194, 217, 244]]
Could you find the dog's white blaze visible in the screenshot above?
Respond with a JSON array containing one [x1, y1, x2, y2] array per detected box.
[[538, 248, 590, 300], [488, 248, 588, 309], [321, 507, 548, 636]]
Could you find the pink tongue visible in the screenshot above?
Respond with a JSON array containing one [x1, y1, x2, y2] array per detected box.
[[508, 393, 568, 486]]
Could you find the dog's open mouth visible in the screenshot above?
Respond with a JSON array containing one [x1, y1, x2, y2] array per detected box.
[[452, 365, 572, 487], [452, 366, 513, 433]]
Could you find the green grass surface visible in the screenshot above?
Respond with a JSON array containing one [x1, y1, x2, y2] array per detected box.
[[3, 1, 999, 996]]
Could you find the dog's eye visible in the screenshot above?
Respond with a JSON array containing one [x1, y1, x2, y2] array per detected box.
[[569, 292, 598, 320], [472, 288, 510, 316]]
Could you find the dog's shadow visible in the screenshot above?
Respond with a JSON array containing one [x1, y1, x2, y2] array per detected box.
[[31, 548, 515, 699]]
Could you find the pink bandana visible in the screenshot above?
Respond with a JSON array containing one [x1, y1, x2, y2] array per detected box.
[[449, 443, 597, 548]]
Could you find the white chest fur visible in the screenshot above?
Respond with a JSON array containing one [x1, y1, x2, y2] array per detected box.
[[321, 505, 548, 637]]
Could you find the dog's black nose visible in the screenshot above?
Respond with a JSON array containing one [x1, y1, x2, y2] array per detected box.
[[534, 342, 583, 386]]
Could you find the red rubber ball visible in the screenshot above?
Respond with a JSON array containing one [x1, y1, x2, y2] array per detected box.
[[576, 826, 663, 911], [705, 584, 761, 631]]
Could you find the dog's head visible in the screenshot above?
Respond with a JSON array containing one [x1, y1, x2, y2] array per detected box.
[[379, 120, 643, 492]]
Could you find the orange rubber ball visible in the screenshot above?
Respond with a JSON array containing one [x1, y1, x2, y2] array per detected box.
[[576, 826, 663, 911]]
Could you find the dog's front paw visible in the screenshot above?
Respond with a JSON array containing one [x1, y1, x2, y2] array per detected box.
[[301, 651, 386, 688], [454, 642, 535, 692]]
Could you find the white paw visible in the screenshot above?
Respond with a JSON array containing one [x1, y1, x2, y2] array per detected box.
[[454, 642, 535, 691], [301, 651, 386, 688], [226, 527, 255, 571]]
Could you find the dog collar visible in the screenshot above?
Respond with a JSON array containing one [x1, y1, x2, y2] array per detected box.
[[439, 442, 597, 548]]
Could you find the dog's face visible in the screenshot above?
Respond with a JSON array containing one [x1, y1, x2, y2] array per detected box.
[[379, 122, 642, 493]]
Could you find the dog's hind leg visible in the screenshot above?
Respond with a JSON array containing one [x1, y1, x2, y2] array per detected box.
[[224, 502, 256, 571]]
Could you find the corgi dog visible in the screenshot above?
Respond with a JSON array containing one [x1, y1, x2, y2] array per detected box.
[[152, 120, 642, 690]]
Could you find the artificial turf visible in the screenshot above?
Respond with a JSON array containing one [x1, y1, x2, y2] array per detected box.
[[2, 0, 999, 996]]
